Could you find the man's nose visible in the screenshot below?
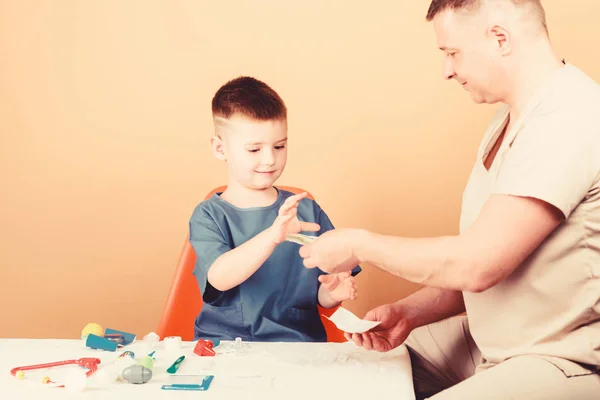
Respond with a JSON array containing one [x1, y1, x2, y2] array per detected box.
[[443, 58, 455, 80]]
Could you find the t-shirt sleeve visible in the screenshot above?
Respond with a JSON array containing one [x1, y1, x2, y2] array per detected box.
[[314, 202, 362, 276], [188, 206, 232, 304], [493, 112, 600, 219]]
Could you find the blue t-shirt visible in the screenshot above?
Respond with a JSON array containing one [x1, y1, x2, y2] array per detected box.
[[188, 188, 361, 342]]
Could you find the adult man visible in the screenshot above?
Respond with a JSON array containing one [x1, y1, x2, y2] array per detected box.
[[300, 1, 600, 398]]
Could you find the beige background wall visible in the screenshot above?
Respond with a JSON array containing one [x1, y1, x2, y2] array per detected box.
[[1, 1, 598, 338]]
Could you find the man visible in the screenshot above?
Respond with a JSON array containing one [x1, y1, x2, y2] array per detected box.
[[299, 0, 600, 398]]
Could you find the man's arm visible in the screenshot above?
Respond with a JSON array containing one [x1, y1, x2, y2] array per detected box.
[[357, 194, 563, 292], [400, 287, 465, 331], [346, 287, 464, 351], [301, 193, 563, 292]]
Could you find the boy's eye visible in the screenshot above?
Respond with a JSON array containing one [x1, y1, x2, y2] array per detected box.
[[247, 148, 260, 153], [275, 145, 286, 150]]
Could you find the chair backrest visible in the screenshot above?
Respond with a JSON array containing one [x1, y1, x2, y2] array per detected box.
[[156, 185, 346, 342]]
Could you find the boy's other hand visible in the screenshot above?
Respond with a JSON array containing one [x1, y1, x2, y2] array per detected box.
[[318, 271, 358, 302], [270, 192, 320, 244]]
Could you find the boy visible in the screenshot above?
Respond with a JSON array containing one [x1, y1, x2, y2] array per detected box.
[[189, 76, 360, 342]]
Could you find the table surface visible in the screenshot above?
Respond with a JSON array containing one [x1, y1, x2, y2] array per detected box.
[[1, 338, 415, 399]]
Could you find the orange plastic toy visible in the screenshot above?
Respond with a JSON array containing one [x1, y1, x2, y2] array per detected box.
[[156, 185, 347, 342]]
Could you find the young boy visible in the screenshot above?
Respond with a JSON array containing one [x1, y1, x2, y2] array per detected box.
[[189, 76, 360, 342]]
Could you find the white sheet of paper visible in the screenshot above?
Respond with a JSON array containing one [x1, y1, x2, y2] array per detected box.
[[323, 307, 381, 334], [285, 233, 317, 245]]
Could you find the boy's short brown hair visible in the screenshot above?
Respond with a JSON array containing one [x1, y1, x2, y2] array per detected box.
[[211, 76, 287, 121]]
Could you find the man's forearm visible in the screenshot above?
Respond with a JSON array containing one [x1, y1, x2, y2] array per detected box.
[[356, 231, 481, 292], [208, 228, 277, 291], [398, 287, 465, 331]]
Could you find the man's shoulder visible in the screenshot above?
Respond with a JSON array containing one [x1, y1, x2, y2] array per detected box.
[[550, 64, 600, 113]]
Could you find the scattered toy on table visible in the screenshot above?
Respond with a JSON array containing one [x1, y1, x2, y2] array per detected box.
[[140, 332, 159, 354], [166, 356, 185, 374], [10, 357, 101, 389], [104, 328, 136, 345], [81, 323, 104, 340], [164, 336, 182, 353], [122, 364, 152, 384], [162, 375, 214, 391], [138, 355, 154, 370], [63, 369, 88, 392], [94, 351, 136, 386], [193, 339, 216, 357], [86, 334, 123, 352], [83, 325, 136, 351]]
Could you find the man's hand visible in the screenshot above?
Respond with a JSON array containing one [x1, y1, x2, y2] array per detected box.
[[270, 193, 320, 244], [345, 302, 413, 352], [318, 271, 358, 302], [299, 228, 364, 273]]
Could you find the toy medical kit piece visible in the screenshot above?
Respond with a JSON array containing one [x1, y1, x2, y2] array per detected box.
[[63, 369, 88, 392], [140, 331, 159, 353], [286, 233, 317, 245], [81, 323, 104, 340], [10, 357, 101, 387], [122, 364, 152, 384], [166, 356, 185, 374], [323, 307, 382, 334], [164, 336, 182, 353], [95, 352, 136, 386], [118, 350, 135, 359], [233, 337, 247, 355], [104, 328, 136, 345], [193, 339, 216, 357], [139, 355, 154, 369], [161, 375, 214, 391], [86, 334, 121, 351]]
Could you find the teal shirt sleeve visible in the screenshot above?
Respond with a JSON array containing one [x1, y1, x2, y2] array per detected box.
[[188, 205, 230, 304]]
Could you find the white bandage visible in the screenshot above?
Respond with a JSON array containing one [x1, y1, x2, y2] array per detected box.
[[164, 336, 182, 353]]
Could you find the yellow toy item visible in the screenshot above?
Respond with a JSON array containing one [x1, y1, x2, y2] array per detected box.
[[81, 323, 104, 340]]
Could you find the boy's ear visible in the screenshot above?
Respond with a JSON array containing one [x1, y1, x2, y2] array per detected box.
[[211, 136, 227, 161]]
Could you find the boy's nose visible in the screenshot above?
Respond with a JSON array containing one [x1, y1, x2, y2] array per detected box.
[[262, 150, 275, 166]]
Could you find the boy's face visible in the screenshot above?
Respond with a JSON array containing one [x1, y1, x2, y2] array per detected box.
[[212, 117, 288, 190]]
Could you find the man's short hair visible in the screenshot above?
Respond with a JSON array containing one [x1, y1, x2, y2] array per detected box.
[[425, 0, 547, 32]]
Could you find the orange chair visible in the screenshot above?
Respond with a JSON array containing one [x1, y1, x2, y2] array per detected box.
[[156, 185, 347, 342]]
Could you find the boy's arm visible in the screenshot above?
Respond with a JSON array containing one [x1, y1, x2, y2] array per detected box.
[[207, 228, 278, 291], [313, 204, 361, 308], [208, 192, 320, 291], [317, 284, 342, 309]]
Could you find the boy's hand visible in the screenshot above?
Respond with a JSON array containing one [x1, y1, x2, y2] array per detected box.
[[318, 271, 358, 302], [270, 192, 320, 244]]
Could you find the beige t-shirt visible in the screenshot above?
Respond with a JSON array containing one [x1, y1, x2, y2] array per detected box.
[[460, 63, 600, 376]]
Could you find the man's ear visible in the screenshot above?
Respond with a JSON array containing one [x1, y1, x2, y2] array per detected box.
[[488, 25, 512, 56], [211, 136, 226, 161]]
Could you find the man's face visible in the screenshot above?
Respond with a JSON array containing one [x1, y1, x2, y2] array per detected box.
[[433, 9, 506, 104]]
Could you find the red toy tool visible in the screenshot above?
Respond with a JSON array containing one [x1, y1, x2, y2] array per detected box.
[[11, 357, 101, 386], [193, 340, 216, 357]]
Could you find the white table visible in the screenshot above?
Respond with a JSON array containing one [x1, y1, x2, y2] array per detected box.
[[1, 339, 415, 399]]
